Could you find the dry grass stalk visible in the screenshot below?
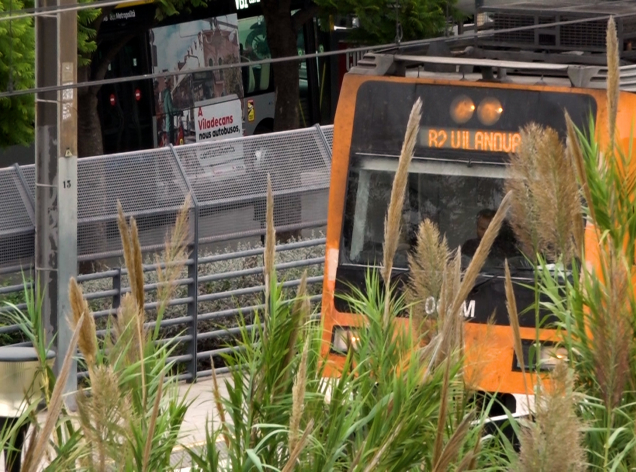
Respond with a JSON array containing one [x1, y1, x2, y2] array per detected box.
[[382, 98, 423, 280], [76, 365, 130, 472], [382, 98, 423, 327], [591, 257, 633, 410], [607, 16, 619, 154], [415, 195, 510, 379], [504, 261, 532, 411], [408, 219, 449, 301], [449, 192, 512, 320], [281, 419, 314, 472], [117, 202, 149, 408], [69, 277, 97, 376], [289, 335, 310, 453], [155, 195, 191, 320], [456, 426, 482, 471], [210, 365, 230, 448], [506, 125, 582, 261], [517, 362, 585, 472], [505, 127, 542, 257], [117, 202, 144, 314], [432, 356, 453, 468], [142, 371, 165, 472], [130, 218, 145, 309], [282, 271, 309, 385], [22, 313, 85, 472], [264, 174, 276, 318], [361, 421, 404, 472], [422, 195, 511, 374], [432, 412, 475, 472], [112, 293, 141, 366], [565, 114, 591, 253], [406, 219, 449, 334]]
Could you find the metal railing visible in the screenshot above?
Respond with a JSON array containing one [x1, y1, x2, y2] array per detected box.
[[0, 124, 333, 271], [0, 124, 333, 381]]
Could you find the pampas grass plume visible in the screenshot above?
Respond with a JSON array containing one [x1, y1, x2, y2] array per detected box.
[[69, 278, 97, 372], [607, 16, 619, 152], [382, 98, 422, 283], [289, 335, 310, 453]]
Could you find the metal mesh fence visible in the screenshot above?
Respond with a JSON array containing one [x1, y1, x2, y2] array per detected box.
[[322, 125, 333, 149], [77, 148, 191, 260], [0, 167, 35, 270], [0, 125, 333, 269], [175, 125, 331, 242]]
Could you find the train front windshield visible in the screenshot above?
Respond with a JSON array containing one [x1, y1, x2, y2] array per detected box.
[[337, 80, 597, 276], [341, 155, 513, 270]]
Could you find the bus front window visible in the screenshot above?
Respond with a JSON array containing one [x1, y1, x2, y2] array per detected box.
[[341, 154, 521, 270]]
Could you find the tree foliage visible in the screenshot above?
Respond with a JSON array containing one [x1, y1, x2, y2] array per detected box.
[[316, 0, 460, 44], [0, 0, 35, 148]]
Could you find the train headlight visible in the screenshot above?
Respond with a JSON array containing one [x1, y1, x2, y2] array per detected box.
[[331, 326, 360, 354], [514, 341, 568, 372], [538, 345, 568, 370]]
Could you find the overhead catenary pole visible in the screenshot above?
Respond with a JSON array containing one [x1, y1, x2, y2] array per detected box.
[[35, 0, 60, 368], [57, 0, 79, 402], [35, 0, 78, 404]]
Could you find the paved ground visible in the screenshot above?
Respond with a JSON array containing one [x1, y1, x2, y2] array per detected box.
[[177, 376, 227, 447], [0, 376, 228, 472]]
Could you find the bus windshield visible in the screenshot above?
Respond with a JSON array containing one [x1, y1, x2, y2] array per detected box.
[[341, 154, 522, 270]]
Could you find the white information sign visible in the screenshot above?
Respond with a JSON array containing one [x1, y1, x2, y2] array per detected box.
[[194, 95, 246, 182]]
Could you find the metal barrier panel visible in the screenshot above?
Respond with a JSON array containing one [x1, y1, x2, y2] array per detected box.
[[174, 126, 332, 242], [0, 167, 35, 270], [20, 164, 35, 200], [0, 124, 334, 266], [76, 148, 191, 260], [321, 125, 334, 149]]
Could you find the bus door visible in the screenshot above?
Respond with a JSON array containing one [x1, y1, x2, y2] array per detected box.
[[98, 34, 154, 154], [321, 74, 603, 398]]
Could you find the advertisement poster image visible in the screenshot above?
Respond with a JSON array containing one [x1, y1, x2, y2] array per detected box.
[[193, 95, 246, 181], [150, 14, 245, 148]]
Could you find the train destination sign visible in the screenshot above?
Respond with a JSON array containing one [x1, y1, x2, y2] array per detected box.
[[420, 127, 522, 153]]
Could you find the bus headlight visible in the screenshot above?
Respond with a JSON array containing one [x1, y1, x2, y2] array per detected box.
[[514, 341, 568, 372], [331, 326, 360, 354]]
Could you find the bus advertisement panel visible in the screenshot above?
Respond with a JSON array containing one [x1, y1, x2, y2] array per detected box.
[[150, 14, 245, 147]]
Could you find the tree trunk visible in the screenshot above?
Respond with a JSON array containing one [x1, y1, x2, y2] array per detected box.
[[262, 4, 300, 132], [78, 89, 104, 158], [77, 71, 108, 274]]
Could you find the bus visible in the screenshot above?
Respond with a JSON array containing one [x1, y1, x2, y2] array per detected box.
[[319, 52, 636, 418], [95, 0, 333, 155]]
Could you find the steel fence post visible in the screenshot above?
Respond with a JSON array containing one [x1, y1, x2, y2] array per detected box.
[[112, 267, 121, 312], [169, 145, 200, 382], [314, 124, 333, 163], [13, 164, 36, 225]]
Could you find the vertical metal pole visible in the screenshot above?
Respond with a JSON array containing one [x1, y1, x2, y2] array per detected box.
[[474, 0, 484, 32], [112, 268, 122, 312], [35, 0, 59, 360], [59, 0, 79, 401], [169, 145, 199, 383], [186, 205, 199, 382]]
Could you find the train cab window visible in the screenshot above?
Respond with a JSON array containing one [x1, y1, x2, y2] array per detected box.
[[341, 154, 521, 270]]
